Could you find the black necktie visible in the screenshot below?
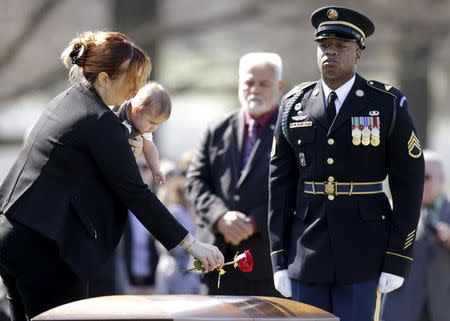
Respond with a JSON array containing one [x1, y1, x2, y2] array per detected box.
[[326, 91, 337, 125]]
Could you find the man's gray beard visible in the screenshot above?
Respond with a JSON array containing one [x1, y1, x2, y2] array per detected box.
[[248, 100, 270, 115]]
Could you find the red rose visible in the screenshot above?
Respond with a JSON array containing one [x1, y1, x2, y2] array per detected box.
[[235, 250, 253, 272]]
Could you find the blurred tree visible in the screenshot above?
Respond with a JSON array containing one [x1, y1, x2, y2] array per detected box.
[[0, 0, 60, 72], [113, 0, 159, 79]]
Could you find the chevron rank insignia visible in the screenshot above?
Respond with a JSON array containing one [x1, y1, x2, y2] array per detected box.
[[407, 131, 422, 158]]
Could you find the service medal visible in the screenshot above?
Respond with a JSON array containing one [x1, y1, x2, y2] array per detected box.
[[371, 127, 380, 137], [351, 117, 362, 140], [371, 116, 380, 137], [352, 128, 362, 138], [362, 138, 370, 146], [362, 127, 371, 139], [352, 137, 361, 146], [371, 138, 380, 146], [361, 117, 371, 140]]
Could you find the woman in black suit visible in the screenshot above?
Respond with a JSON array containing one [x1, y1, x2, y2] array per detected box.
[[0, 31, 223, 321]]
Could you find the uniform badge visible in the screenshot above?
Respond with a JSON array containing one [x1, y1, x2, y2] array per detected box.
[[290, 121, 312, 128], [294, 103, 303, 110], [407, 131, 422, 158], [369, 110, 379, 116], [299, 152, 306, 166], [291, 114, 308, 121]]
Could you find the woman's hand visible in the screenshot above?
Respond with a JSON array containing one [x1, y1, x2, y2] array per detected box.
[[179, 234, 224, 272], [129, 136, 143, 158]]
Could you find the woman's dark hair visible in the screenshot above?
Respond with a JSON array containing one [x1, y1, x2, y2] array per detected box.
[[61, 31, 151, 98]]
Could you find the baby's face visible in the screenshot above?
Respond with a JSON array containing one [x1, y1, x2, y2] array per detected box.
[[131, 107, 168, 134]]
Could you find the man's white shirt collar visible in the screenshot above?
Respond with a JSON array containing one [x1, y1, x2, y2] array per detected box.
[[321, 75, 356, 114]]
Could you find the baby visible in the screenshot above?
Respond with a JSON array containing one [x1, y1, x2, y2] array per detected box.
[[115, 82, 171, 185]]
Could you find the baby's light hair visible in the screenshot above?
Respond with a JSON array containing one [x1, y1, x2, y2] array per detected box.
[[131, 82, 171, 119], [239, 52, 283, 81]]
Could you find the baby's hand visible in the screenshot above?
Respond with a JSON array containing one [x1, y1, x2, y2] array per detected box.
[[152, 169, 166, 185]]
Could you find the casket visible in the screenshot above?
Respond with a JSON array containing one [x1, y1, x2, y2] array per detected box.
[[33, 295, 338, 321]]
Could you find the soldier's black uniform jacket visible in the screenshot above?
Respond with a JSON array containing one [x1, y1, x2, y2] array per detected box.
[[268, 73, 425, 285]]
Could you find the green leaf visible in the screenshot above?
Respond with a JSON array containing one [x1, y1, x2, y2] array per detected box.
[[194, 260, 203, 270]]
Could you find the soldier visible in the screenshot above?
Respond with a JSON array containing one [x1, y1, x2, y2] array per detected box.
[[268, 6, 424, 321]]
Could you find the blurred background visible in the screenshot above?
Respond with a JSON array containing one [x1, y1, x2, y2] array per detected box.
[[1, 0, 450, 182]]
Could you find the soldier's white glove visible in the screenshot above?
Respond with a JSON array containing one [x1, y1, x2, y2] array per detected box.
[[378, 272, 404, 293], [273, 270, 292, 298]]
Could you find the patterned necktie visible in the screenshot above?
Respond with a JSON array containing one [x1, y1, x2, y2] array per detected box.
[[242, 120, 259, 168], [326, 91, 337, 125]]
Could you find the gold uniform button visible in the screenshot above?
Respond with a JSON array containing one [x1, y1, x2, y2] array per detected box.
[[327, 158, 334, 165], [328, 195, 335, 201], [328, 176, 334, 182], [327, 138, 335, 145]]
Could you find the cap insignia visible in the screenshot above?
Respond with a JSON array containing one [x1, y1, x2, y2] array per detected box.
[[327, 9, 338, 20]]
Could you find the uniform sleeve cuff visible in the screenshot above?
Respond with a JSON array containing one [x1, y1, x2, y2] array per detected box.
[[382, 251, 412, 278], [270, 249, 287, 272]]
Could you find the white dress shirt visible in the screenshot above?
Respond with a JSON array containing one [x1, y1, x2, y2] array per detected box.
[[321, 75, 356, 115]]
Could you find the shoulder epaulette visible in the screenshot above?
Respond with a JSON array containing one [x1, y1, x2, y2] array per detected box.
[[283, 81, 317, 100], [367, 80, 403, 99], [368, 80, 407, 137]]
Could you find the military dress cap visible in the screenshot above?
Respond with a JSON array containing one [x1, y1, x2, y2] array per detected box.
[[311, 6, 375, 49]]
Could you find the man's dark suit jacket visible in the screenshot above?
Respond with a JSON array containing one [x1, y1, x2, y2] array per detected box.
[[381, 197, 450, 321], [186, 108, 277, 282], [0, 83, 187, 280]]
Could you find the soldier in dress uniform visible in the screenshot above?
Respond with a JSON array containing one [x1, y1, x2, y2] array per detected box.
[[268, 6, 425, 321]]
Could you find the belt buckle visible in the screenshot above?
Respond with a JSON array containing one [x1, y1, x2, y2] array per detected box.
[[324, 177, 336, 196]]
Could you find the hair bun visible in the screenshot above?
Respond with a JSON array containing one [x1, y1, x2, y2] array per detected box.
[[69, 43, 87, 66]]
